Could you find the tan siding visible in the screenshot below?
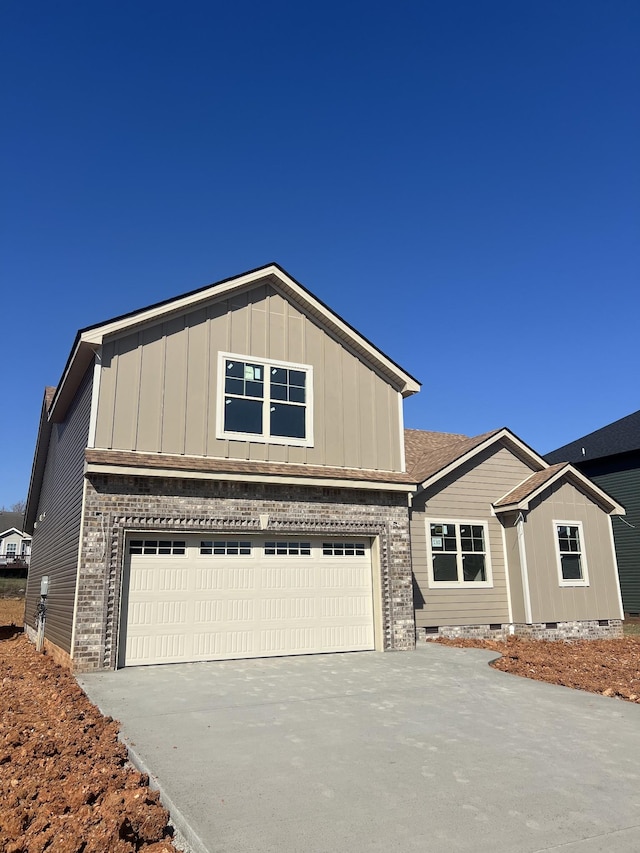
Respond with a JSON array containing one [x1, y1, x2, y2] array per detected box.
[[184, 309, 209, 457], [135, 325, 165, 451], [503, 515, 526, 623], [524, 481, 621, 621], [94, 282, 403, 472], [25, 366, 93, 653], [412, 444, 534, 627]]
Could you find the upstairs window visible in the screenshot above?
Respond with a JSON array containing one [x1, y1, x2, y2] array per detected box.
[[427, 521, 492, 588], [218, 353, 313, 446], [554, 521, 589, 586]]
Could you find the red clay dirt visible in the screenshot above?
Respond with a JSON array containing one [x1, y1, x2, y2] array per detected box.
[[0, 629, 179, 853], [433, 635, 640, 702]]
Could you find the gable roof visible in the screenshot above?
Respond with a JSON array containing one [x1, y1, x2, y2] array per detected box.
[[546, 409, 640, 464], [0, 512, 26, 537], [493, 463, 625, 515], [404, 427, 547, 489], [48, 263, 421, 423]]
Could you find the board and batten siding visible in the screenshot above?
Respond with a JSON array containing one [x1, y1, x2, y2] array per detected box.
[[93, 284, 403, 472], [25, 365, 93, 653], [411, 444, 535, 627], [523, 480, 623, 622], [590, 467, 640, 613]]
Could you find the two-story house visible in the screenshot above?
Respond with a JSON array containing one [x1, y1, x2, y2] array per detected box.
[[25, 264, 626, 670], [24, 264, 420, 669]]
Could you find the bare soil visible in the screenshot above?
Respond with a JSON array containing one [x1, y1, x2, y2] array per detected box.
[[2, 592, 639, 852], [432, 635, 640, 702], [0, 629, 179, 853]]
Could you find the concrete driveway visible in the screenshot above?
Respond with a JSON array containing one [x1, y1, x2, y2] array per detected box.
[[78, 645, 640, 853]]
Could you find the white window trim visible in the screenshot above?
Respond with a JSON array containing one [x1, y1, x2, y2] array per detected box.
[[216, 351, 314, 448], [425, 518, 494, 589], [553, 519, 589, 587]]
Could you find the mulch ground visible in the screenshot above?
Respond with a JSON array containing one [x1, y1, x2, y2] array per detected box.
[[2, 591, 639, 852]]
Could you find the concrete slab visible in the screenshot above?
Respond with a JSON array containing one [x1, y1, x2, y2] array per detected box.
[[78, 646, 640, 853]]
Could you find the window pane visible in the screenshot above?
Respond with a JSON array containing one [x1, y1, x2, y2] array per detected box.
[[225, 377, 244, 395], [245, 380, 264, 398], [271, 367, 287, 384], [443, 534, 457, 552], [433, 554, 458, 582], [460, 535, 473, 552], [289, 386, 305, 403], [289, 370, 305, 388], [270, 383, 287, 401], [226, 360, 244, 378], [561, 555, 583, 580], [225, 397, 263, 434], [463, 554, 486, 582], [270, 402, 305, 438], [245, 364, 262, 381]]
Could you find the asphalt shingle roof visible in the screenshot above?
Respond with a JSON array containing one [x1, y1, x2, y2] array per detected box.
[[493, 463, 567, 507], [546, 409, 640, 464], [404, 428, 503, 484]]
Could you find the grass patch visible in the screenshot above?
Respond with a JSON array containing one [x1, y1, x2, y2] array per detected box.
[[0, 576, 27, 597], [624, 620, 640, 637]]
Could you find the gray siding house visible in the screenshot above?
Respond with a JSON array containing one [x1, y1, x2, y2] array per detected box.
[[25, 264, 626, 670], [546, 410, 640, 614]]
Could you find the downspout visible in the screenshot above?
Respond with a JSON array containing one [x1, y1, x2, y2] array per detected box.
[[516, 511, 533, 625]]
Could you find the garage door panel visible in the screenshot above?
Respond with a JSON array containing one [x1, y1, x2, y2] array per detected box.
[[196, 566, 256, 591], [263, 566, 315, 589], [260, 597, 317, 620], [124, 536, 374, 666]]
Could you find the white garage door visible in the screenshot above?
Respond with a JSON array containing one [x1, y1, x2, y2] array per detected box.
[[122, 535, 375, 666]]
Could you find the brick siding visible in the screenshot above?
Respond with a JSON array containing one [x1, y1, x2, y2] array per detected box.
[[73, 474, 415, 670], [417, 619, 624, 643]]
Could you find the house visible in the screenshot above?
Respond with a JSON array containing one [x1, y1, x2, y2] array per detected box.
[[0, 512, 31, 568], [546, 410, 640, 615], [24, 264, 420, 669], [24, 263, 625, 671], [406, 428, 625, 641]]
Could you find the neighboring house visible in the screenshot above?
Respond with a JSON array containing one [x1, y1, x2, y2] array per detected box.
[[0, 512, 31, 568], [24, 264, 420, 669], [546, 410, 640, 615], [24, 264, 626, 671], [405, 428, 625, 641]]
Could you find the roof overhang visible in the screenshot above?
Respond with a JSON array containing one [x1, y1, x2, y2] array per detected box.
[[493, 464, 625, 516], [417, 428, 548, 491], [0, 527, 29, 539]]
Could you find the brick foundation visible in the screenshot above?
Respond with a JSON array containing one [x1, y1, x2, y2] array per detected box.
[[417, 619, 624, 642], [73, 474, 415, 670]]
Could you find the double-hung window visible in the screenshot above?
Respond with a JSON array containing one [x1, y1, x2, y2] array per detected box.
[[218, 353, 313, 446], [554, 521, 589, 586], [427, 520, 492, 588]]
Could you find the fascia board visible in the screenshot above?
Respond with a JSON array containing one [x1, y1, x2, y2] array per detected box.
[[85, 462, 417, 492], [418, 428, 547, 491], [0, 528, 26, 538]]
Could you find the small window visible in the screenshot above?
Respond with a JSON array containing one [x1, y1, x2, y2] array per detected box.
[[129, 539, 186, 556], [322, 542, 366, 556], [264, 541, 311, 556], [427, 521, 492, 587], [554, 521, 588, 586], [200, 540, 252, 555]]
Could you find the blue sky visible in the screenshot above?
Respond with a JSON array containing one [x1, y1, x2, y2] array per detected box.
[[1, 1, 638, 508]]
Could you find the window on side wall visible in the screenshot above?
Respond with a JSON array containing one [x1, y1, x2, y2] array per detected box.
[[554, 521, 589, 586], [426, 520, 493, 588], [217, 352, 313, 447]]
